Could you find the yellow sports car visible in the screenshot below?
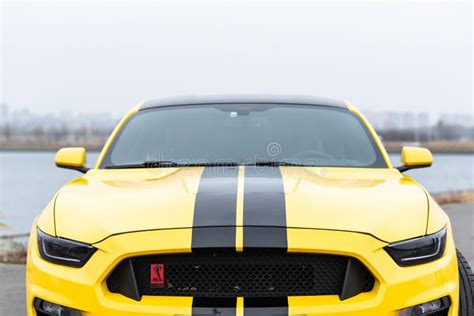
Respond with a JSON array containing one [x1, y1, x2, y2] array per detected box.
[[26, 96, 473, 315]]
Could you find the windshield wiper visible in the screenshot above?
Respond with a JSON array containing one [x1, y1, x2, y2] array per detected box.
[[106, 160, 318, 169], [105, 161, 239, 169], [248, 160, 318, 167], [105, 160, 180, 169]]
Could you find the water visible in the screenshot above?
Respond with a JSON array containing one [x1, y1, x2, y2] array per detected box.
[[0, 151, 100, 235], [0, 151, 473, 235], [389, 153, 474, 193]]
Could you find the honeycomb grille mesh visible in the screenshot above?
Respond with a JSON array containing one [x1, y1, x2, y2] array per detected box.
[[107, 251, 375, 298]]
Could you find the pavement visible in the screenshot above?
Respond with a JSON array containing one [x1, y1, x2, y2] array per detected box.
[[446, 202, 474, 266], [0, 202, 472, 315]]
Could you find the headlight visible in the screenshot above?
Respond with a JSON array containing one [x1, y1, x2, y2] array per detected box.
[[37, 229, 97, 267], [385, 227, 447, 266]]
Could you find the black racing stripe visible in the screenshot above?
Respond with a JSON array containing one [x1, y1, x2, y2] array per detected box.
[[192, 167, 239, 251], [243, 166, 287, 250], [192, 297, 237, 316], [244, 297, 288, 316], [242, 227, 288, 249]]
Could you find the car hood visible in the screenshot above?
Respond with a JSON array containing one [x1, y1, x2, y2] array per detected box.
[[52, 166, 429, 244]]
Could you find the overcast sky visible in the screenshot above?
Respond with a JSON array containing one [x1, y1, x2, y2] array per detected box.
[[1, 1, 472, 115]]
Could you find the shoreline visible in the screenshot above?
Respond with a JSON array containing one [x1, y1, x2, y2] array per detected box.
[[383, 141, 474, 154], [432, 190, 474, 206]]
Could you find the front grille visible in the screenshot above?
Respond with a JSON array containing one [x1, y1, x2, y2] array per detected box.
[[107, 251, 375, 300]]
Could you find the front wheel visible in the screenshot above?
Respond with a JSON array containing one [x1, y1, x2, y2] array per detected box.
[[458, 249, 474, 315]]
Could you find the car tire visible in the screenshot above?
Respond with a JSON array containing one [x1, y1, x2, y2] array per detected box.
[[458, 249, 474, 315]]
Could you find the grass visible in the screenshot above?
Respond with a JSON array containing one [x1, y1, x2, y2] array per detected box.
[[0, 239, 27, 264], [433, 190, 474, 205]]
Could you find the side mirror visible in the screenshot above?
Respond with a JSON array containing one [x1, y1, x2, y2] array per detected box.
[[55, 147, 90, 173], [396, 146, 433, 172]]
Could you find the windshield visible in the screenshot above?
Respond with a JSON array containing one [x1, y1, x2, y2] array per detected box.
[[101, 104, 387, 168]]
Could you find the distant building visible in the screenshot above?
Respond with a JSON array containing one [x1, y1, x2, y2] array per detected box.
[[364, 110, 434, 131], [440, 113, 474, 128]]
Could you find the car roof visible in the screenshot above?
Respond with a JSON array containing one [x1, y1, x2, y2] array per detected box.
[[140, 94, 347, 110]]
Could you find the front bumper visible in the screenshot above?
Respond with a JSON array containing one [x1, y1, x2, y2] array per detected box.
[[26, 226, 459, 316]]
